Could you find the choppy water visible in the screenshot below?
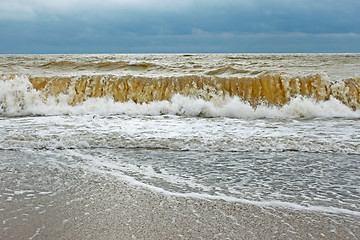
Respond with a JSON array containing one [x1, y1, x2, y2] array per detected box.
[[1, 53, 360, 221]]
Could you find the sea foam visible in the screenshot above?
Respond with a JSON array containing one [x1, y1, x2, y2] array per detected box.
[[1, 75, 359, 118]]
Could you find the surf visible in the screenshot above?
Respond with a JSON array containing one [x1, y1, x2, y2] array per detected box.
[[1, 73, 359, 118]]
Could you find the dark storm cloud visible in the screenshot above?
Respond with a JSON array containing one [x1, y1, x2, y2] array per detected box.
[[0, 0, 359, 53]]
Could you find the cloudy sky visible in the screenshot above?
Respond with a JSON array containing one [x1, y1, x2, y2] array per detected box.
[[0, 0, 359, 53]]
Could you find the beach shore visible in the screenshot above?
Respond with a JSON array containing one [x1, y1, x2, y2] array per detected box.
[[1, 150, 359, 240]]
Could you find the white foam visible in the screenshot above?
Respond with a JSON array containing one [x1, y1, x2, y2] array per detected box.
[[83, 158, 360, 217], [1, 76, 359, 119]]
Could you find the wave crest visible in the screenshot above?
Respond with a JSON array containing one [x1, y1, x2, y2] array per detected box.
[[1, 74, 359, 118]]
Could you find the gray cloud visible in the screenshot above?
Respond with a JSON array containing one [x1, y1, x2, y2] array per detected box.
[[1, 0, 359, 53]]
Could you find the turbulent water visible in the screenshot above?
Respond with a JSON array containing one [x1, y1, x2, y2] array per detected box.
[[1, 53, 360, 116], [1, 54, 360, 237]]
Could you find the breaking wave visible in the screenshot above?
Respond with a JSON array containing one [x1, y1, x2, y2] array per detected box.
[[1, 74, 359, 118]]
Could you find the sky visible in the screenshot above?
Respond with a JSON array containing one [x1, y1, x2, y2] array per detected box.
[[0, 0, 359, 53]]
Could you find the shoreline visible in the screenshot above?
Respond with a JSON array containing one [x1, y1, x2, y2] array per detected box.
[[1, 154, 359, 240]]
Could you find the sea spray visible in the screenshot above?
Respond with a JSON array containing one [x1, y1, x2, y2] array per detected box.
[[1, 74, 359, 117]]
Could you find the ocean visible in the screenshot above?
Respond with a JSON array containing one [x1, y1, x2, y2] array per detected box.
[[1, 53, 360, 239]]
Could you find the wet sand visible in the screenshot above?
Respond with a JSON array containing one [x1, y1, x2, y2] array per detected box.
[[1, 150, 359, 239], [2, 182, 359, 240]]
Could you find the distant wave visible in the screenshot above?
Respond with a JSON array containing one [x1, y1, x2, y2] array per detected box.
[[1, 74, 359, 118], [37, 60, 161, 71]]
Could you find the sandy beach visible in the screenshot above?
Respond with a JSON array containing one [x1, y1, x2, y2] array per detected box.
[[1, 149, 359, 240]]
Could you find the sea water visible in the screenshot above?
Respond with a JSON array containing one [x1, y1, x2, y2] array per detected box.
[[1, 53, 360, 238]]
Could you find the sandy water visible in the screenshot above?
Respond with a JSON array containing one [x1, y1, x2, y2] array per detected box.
[[1, 53, 360, 239]]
